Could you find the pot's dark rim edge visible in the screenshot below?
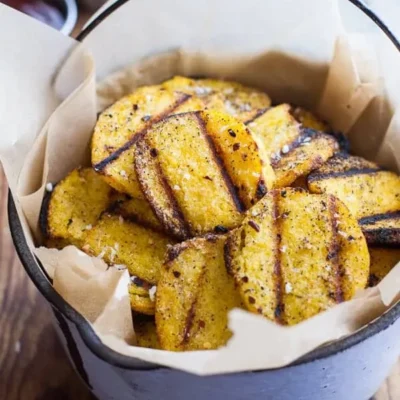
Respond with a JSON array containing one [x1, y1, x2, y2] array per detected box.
[[9, 0, 400, 372]]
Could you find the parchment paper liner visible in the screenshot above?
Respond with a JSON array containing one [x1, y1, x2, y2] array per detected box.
[[1, 0, 400, 375]]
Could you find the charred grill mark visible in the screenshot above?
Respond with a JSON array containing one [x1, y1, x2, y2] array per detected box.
[[167, 242, 188, 263], [182, 301, 197, 345], [244, 107, 271, 125], [328, 196, 344, 303], [135, 139, 192, 240], [94, 93, 192, 172], [157, 163, 192, 239], [181, 269, 206, 346], [272, 191, 284, 323], [307, 167, 382, 183], [362, 227, 400, 247], [329, 131, 351, 153], [194, 112, 246, 213], [359, 211, 400, 226]]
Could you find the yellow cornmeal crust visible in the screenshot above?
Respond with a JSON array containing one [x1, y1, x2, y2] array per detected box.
[[368, 248, 400, 286], [156, 234, 242, 351], [83, 213, 174, 285], [92, 85, 203, 199], [135, 110, 275, 239], [292, 106, 330, 132], [225, 188, 369, 325], [110, 194, 163, 232], [162, 76, 271, 122], [42, 168, 113, 248]]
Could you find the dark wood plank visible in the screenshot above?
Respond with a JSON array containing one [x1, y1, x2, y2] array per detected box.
[[0, 168, 95, 400]]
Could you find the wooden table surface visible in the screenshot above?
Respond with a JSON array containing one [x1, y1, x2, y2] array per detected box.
[[1, 2, 400, 399]]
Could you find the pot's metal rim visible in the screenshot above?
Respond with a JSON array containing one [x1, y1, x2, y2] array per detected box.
[[8, 0, 400, 372], [60, 0, 78, 36]]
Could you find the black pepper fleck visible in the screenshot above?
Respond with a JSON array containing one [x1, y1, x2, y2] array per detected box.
[[150, 148, 158, 157], [233, 143, 240, 151], [214, 225, 228, 234]]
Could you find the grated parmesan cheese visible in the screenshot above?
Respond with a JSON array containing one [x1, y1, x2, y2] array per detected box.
[[281, 145, 290, 154], [149, 286, 157, 302]]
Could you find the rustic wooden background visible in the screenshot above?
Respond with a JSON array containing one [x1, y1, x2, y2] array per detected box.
[[1, 1, 400, 399]]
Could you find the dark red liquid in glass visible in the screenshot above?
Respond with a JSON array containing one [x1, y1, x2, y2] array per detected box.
[[2, 0, 65, 30]]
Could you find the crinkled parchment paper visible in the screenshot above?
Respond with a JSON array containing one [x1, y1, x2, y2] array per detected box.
[[1, 0, 400, 375]]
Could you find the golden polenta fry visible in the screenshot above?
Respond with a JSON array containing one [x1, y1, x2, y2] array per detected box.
[[225, 188, 369, 325], [156, 234, 242, 351], [83, 213, 174, 284], [368, 248, 400, 286], [40, 168, 113, 248], [135, 110, 275, 239], [92, 85, 203, 199], [134, 317, 160, 349], [245, 105, 338, 187], [162, 76, 271, 121], [129, 277, 156, 315], [307, 153, 400, 246]]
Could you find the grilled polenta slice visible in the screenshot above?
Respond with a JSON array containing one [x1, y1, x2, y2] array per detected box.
[[110, 195, 163, 232], [307, 153, 400, 245], [83, 213, 174, 284], [92, 85, 203, 199], [156, 235, 242, 351], [245, 105, 339, 187], [134, 317, 160, 349], [135, 110, 275, 239], [162, 76, 271, 121], [369, 248, 400, 286], [225, 188, 369, 325], [129, 277, 156, 315], [40, 168, 113, 248]]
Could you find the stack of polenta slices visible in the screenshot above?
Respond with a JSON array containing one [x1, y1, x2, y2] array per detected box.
[[40, 76, 400, 351]]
